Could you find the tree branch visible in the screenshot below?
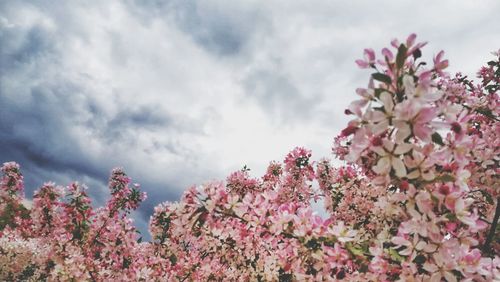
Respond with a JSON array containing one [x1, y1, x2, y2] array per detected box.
[[483, 197, 500, 254]]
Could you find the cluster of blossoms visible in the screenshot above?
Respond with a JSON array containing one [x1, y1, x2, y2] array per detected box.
[[147, 148, 361, 280], [335, 34, 499, 280], [0, 166, 148, 280], [1, 34, 498, 281]]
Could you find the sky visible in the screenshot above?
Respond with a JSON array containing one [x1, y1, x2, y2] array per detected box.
[[1, 0, 500, 236]]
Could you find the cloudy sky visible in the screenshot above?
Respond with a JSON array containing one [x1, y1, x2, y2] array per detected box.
[[1, 0, 499, 235]]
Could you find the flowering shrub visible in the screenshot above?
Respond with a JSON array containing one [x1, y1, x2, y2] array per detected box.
[[1, 34, 498, 281]]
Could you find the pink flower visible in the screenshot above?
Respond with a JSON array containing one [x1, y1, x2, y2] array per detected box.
[[329, 221, 357, 243], [405, 148, 436, 181], [433, 50, 449, 75], [371, 140, 412, 177], [392, 234, 435, 259], [355, 48, 376, 68], [393, 103, 432, 143], [369, 91, 394, 135], [423, 252, 458, 282]]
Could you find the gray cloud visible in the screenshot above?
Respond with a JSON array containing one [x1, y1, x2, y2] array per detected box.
[[127, 0, 268, 56], [241, 64, 322, 122]]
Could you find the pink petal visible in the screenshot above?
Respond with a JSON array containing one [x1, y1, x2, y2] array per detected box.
[[416, 108, 437, 123], [381, 47, 394, 61], [394, 143, 413, 155], [392, 156, 407, 177], [435, 50, 445, 62], [391, 38, 399, 48], [395, 123, 412, 144], [348, 99, 368, 117], [391, 236, 409, 246], [413, 124, 432, 142], [364, 48, 376, 61], [379, 92, 394, 112], [406, 33, 417, 47], [355, 60, 369, 68], [373, 157, 391, 175]]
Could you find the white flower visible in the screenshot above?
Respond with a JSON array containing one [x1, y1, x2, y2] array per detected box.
[[329, 221, 357, 243], [372, 140, 412, 177]]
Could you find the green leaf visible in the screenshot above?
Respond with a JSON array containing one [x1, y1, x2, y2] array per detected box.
[[169, 254, 177, 265], [445, 213, 457, 221], [305, 239, 321, 250], [123, 258, 131, 269], [476, 107, 497, 120], [346, 242, 365, 257], [413, 254, 426, 264], [438, 174, 455, 183], [359, 264, 369, 273], [487, 61, 497, 66], [396, 44, 408, 69], [388, 248, 404, 263], [412, 48, 422, 60], [431, 132, 445, 146], [431, 194, 439, 206], [484, 192, 494, 205], [372, 73, 392, 84], [478, 190, 494, 205], [374, 88, 384, 98]]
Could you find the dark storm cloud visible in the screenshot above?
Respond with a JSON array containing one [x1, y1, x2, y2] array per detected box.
[[0, 82, 108, 196], [104, 106, 172, 141], [0, 0, 222, 237], [0, 2, 189, 201], [0, 18, 104, 192], [242, 67, 321, 122], [127, 0, 267, 56], [127, 0, 323, 123]]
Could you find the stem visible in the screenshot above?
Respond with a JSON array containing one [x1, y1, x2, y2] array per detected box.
[[86, 199, 126, 280], [463, 104, 500, 122], [91, 198, 125, 244], [483, 197, 500, 254]]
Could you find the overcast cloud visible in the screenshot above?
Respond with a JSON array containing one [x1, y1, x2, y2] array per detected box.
[[1, 0, 499, 236]]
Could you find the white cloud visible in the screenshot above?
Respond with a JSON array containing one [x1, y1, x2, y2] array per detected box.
[[1, 0, 499, 234]]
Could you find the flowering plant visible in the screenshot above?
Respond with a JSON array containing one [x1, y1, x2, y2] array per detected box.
[[1, 34, 498, 281]]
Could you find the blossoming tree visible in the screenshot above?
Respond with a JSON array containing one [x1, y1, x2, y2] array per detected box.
[[1, 34, 498, 281]]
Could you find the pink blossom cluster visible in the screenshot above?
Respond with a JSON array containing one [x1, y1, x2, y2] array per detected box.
[[1, 34, 499, 281], [0, 167, 148, 280], [335, 34, 499, 280]]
